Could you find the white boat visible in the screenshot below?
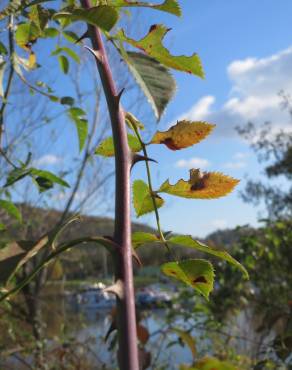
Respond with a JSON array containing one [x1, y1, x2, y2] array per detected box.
[[76, 282, 115, 309]]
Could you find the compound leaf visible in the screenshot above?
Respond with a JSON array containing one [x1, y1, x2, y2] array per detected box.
[[117, 25, 204, 77], [133, 180, 164, 217], [168, 235, 248, 279], [161, 259, 214, 299], [95, 134, 142, 157], [151, 120, 215, 149], [159, 169, 239, 199], [54, 6, 119, 32]]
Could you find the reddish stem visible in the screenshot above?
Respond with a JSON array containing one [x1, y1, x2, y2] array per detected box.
[[80, 1, 139, 369]]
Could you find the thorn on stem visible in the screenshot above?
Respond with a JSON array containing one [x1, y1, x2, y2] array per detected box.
[[104, 279, 124, 299], [114, 88, 125, 105], [84, 46, 103, 63], [131, 154, 157, 169], [75, 30, 90, 44]]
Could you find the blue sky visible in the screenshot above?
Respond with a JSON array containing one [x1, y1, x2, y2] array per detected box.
[[130, 0, 292, 236], [9, 1, 292, 237]]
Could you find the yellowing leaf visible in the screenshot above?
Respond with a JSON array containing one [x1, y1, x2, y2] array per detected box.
[[151, 120, 215, 150], [172, 328, 196, 361], [161, 259, 214, 299], [28, 52, 36, 69], [95, 134, 142, 157], [168, 235, 248, 279], [116, 25, 204, 77], [159, 169, 239, 199], [106, 0, 181, 16], [133, 180, 164, 217], [194, 357, 238, 370]]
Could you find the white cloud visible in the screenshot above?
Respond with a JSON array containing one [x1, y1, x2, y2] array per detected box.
[[34, 154, 61, 166], [211, 219, 228, 229], [222, 161, 247, 169], [233, 152, 250, 160], [175, 157, 210, 169], [177, 46, 292, 138]]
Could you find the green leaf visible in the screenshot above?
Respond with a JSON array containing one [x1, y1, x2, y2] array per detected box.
[[107, 0, 181, 16], [60, 96, 75, 106], [0, 223, 5, 231], [0, 41, 8, 55], [58, 55, 69, 74], [15, 22, 40, 48], [194, 357, 238, 370], [95, 134, 142, 157], [62, 30, 79, 43], [159, 170, 239, 199], [30, 169, 70, 190], [116, 25, 204, 77], [133, 180, 164, 217], [5, 167, 32, 187], [28, 4, 50, 32], [52, 46, 80, 63], [161, 259, 214, 299], [132, 232, 160, 248], [123, 51, 176, 120], [43, 27, 59, 38], [54, 6, 119, 32], [0, 200, 22, 223], [68, 107, 88, 151], [168, 235, 248, 279]]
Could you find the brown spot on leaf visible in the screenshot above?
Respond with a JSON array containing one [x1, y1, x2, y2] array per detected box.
[[162, 138, 180, 150], [149, 24, 158, 33], [193, 276, 207, 284], [169, 270, 177, 275]]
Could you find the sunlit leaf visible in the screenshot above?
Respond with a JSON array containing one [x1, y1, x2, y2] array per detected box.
[[0, 41, 8, 55], [52, 46, 80, 63], [15, 22, 40, 48], [132, 232, 160, 248], [168, 235, 248, 279], [151, 120, 215, 150], [107, 0, 181, 16], [161, 259, 214, 299], [43, 27, 59, 38], [159, 169, 239, 199], [68, 107, 88, 151], [54, 6, 119, 32], [28, 4, 50, 32], [172, 328, 196, 361], [0, 200, 22, 223], [58, 55, 69, 74], [95, 134, 142, 157], [194, 357, 238, 370], [124, 51, 176, 120], [133, 180, 164, 217], [117, 25, 204, 77]]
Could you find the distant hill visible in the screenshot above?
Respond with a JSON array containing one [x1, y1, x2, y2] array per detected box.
[[0, 204, 254, 280]]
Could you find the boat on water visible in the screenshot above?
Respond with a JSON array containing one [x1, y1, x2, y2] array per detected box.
[[75, 282, 174, 309], [76, 282, 115, 309]]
